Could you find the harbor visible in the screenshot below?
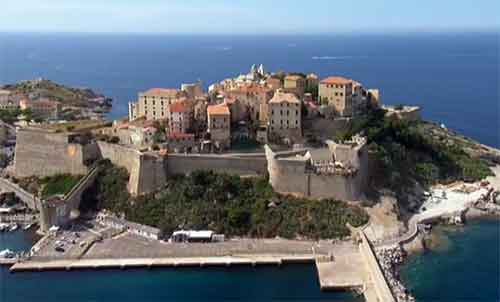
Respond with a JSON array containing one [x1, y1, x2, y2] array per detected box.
[[3, 224, 398, 302]]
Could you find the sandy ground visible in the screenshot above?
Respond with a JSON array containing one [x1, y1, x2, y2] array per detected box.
[[364, 196, 405, 243]]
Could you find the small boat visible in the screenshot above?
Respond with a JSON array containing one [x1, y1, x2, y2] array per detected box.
[[0, 249, 15, 259], [0, 223, 9, 232], [23, 223, 33, 230], [9, 223, 18, 232]]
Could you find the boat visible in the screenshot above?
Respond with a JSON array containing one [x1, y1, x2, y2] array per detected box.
[[0, 249, 15, 259], [0, 223, 9, 232], [23, 223, 34, 230], [9, 223, 18, 232]]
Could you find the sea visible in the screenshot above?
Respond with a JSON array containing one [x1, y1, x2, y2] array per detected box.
[[0, 32, 499, 301]]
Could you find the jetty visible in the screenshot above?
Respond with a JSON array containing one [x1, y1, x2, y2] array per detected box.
[[315, 231, 396, 302], [10, 255, 314, 271]]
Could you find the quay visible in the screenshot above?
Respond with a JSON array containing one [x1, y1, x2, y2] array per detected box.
[[8, 230, 396, 302], [0, 258, 17, 265], [315, 231, 396, 302], [10, 255, 314, 272]]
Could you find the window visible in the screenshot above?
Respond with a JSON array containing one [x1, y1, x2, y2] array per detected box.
[[296, 120, 298, 125]]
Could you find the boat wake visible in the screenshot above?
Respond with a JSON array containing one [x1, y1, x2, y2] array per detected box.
[[312, 55, 369, 60]]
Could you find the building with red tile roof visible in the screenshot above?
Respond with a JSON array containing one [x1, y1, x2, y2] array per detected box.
[[319, 76, 354, 117], [129, 87, 187, 121], [207, 103, 231, 149]]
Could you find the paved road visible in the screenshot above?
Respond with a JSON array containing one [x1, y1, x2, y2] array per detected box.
[[0, 178, 39, 210]]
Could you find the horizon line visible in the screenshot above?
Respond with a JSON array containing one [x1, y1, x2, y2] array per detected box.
[[1, 27, 498, 36]]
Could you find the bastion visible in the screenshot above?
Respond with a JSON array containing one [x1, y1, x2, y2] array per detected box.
[[13, 127, 99, 178], [265, 136, 368, 201]]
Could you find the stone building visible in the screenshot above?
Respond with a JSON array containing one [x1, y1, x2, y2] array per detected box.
[[207, 103, 231, 149], [266, 76, 283, 91], [167, 100, 193, 134], [224, 84, 274, 122], [181, 81, 204, 99], [319, 76, 354, 117], [284, 75, 306, 98], [0, 90, 20, 110], [128, 88, 187, 121], [267, 90, 302, 140], [306, 73, 319, 88], [20, 98, 61, 120]]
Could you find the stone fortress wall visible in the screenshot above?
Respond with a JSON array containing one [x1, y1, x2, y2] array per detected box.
[[166, 154, 267, 176], [100, 142, 168, 196], [13, 128, 98, 178], [265, 136, 368, 201], [13, 128, 367, 201]]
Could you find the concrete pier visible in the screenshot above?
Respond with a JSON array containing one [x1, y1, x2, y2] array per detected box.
[[10, 255, 315, 272], [315, 231, 396, 302], [0, 259, 17, 265]]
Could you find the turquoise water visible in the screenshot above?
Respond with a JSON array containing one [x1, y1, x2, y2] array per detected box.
[[400, 219, 500, 302]]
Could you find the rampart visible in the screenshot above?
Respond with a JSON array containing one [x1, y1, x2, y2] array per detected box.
[[13, 128, 366, 200], [39, 167, 100, 232], [265, 143, 368, 201], [166, 154, 267, 176], [13, 128, 98, 178], [96, 141, 166, 195]]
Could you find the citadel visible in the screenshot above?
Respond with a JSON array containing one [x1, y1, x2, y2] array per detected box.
[[6, 65, 420, 230]]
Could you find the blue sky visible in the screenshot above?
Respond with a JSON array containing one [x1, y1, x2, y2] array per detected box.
[[1, 0, 499, 33]]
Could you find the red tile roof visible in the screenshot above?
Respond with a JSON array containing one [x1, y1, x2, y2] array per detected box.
[[320, 76, 352, 85], [207, 103, 230, 115], [269, 91, 301, 104], [169, 101, 191, 113], [142, 88, 182, 98], [231, 84, 272, 94]]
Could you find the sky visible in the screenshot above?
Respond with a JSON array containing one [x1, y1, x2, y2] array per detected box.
[[1, 0, 499, 34]]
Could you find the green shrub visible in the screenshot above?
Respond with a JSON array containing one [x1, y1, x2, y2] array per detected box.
[[86, 167, 369, 240]]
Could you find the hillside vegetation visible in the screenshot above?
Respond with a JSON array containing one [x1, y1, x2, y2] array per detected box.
[[82, 160, 369, 240], [2, 79, 102, 107], [338, 109, 493, 197]]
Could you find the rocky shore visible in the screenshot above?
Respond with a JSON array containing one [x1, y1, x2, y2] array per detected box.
[[376, 246, 415, 302], [371, 165, 500, 302]]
